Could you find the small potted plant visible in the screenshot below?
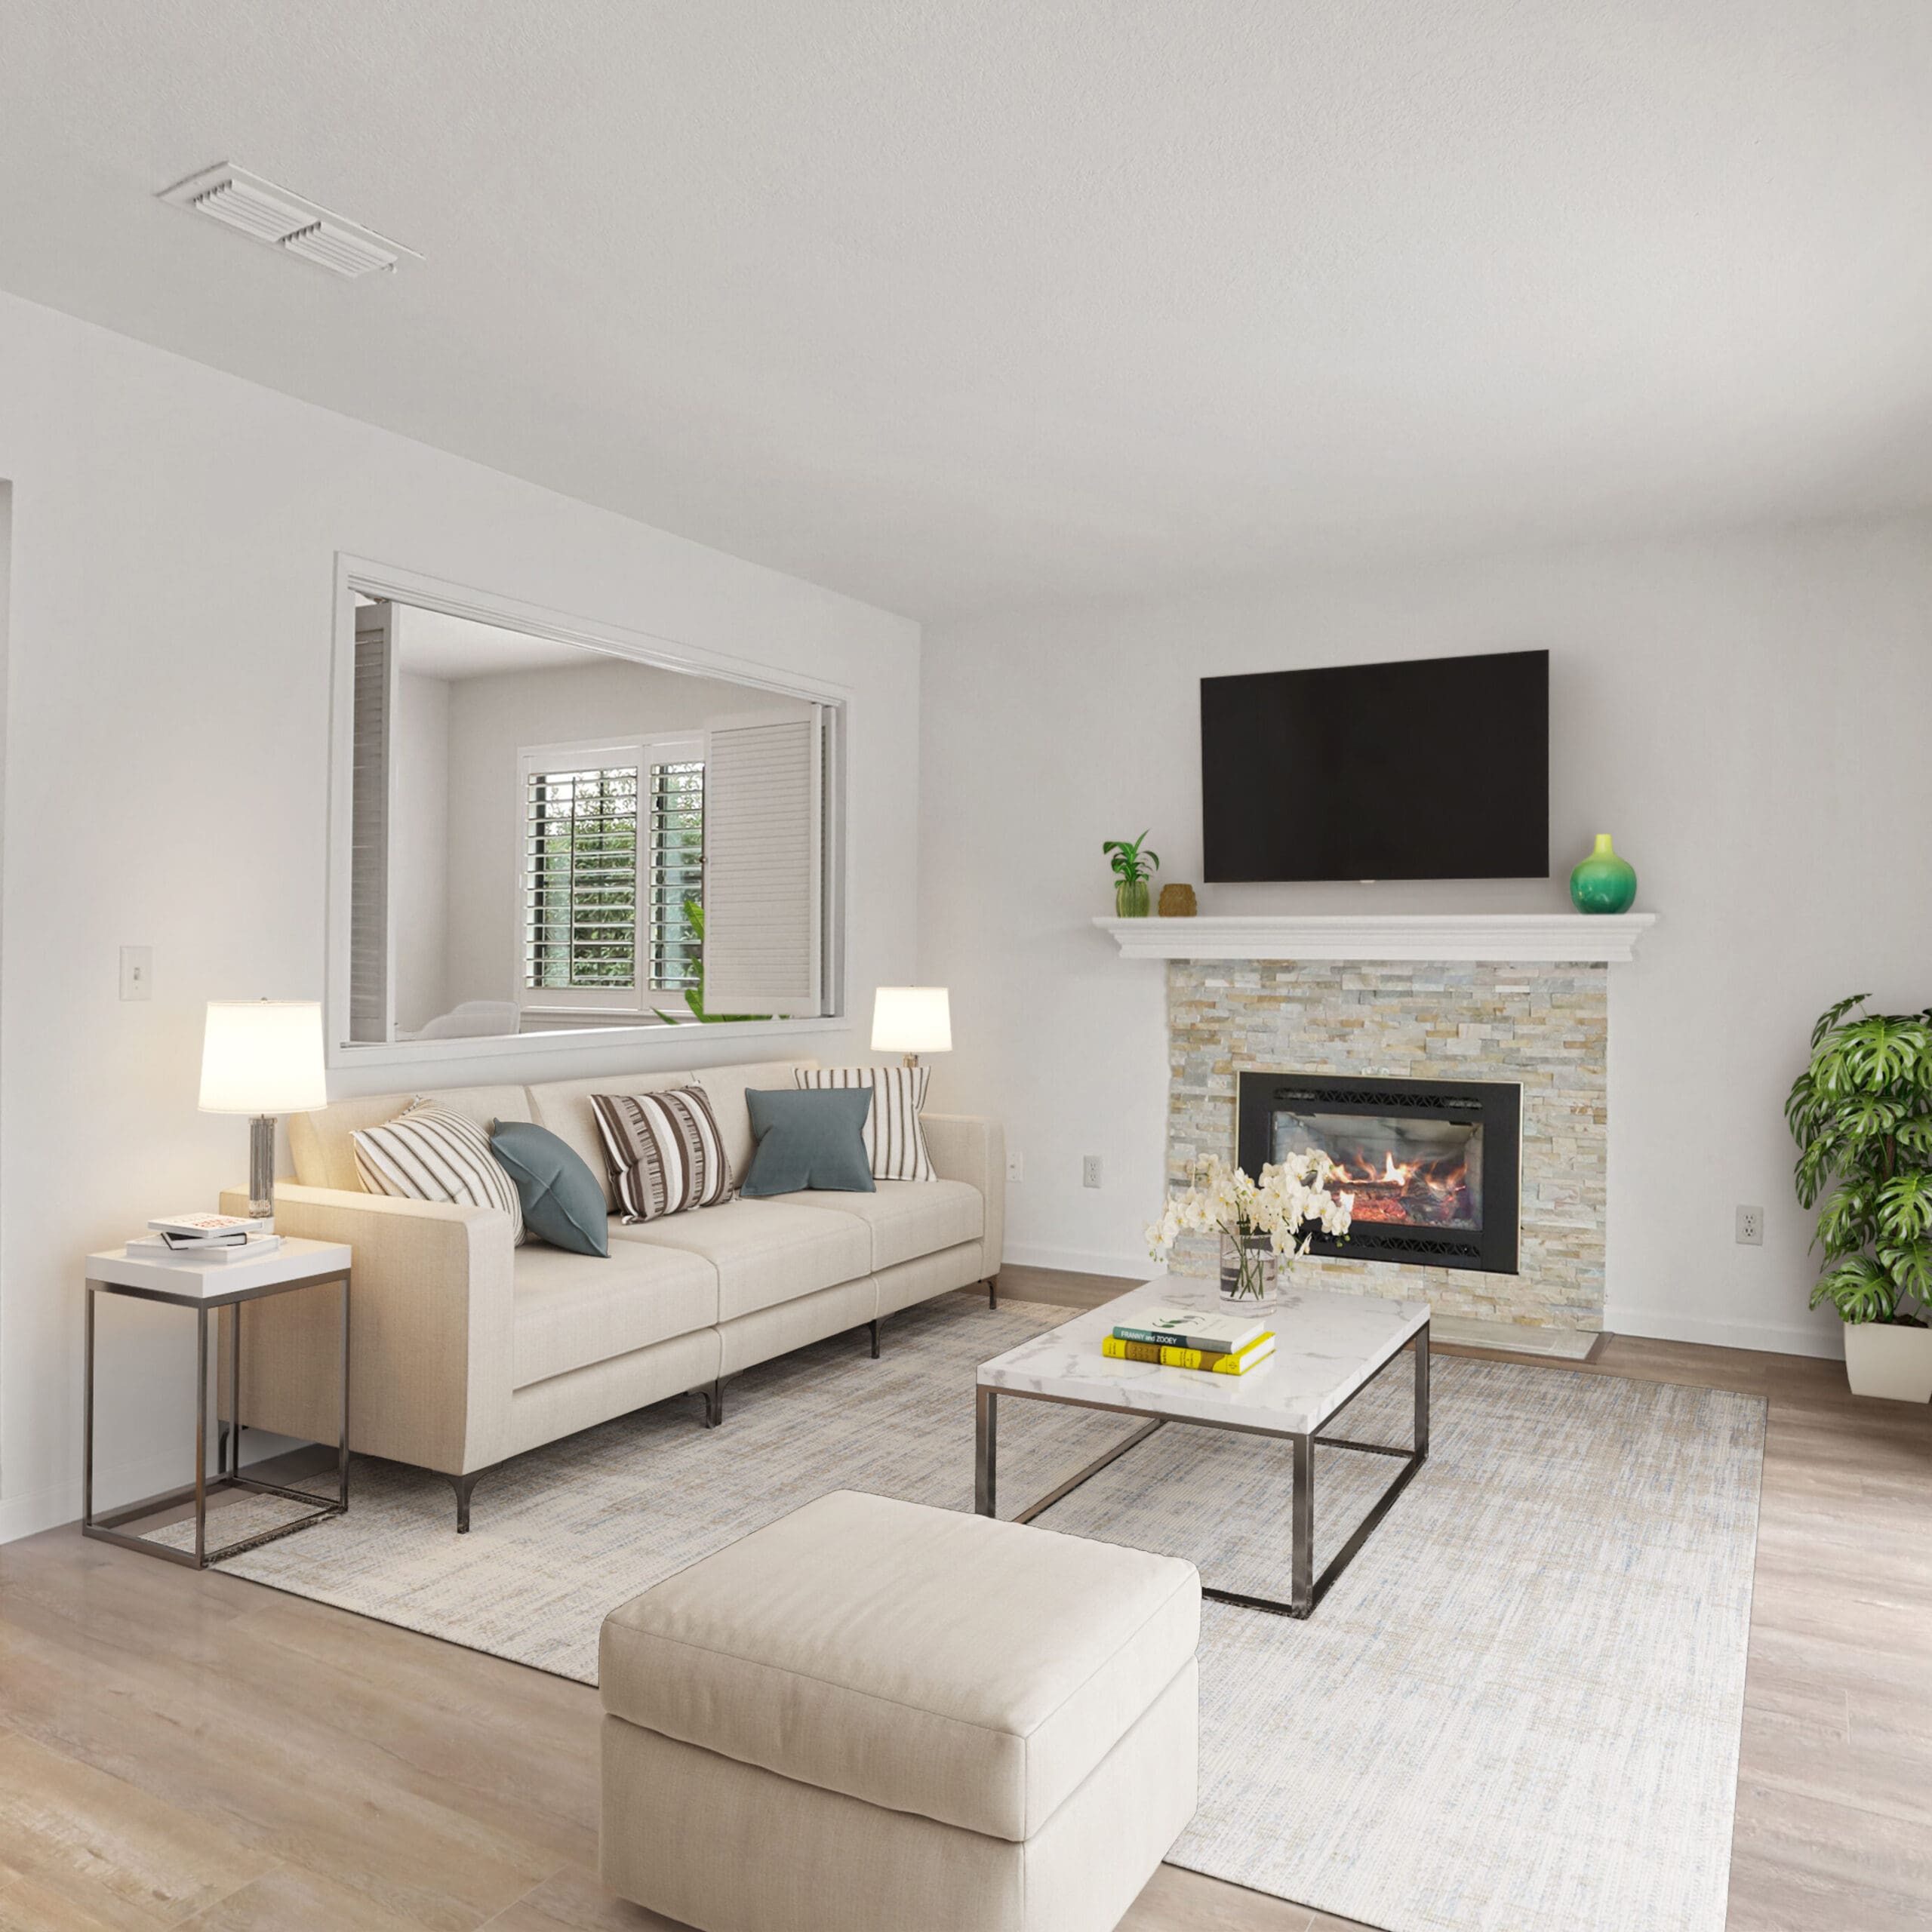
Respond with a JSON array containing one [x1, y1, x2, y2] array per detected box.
[[1103, 830, 1160, 917], [1788, 995, 1932, 1399], [1147, 1153, 1355, 1302]]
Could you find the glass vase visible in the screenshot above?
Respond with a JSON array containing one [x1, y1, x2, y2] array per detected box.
[[1115, 878, 1152, 917], [1568, 832, 1638, 915], [1219, 1226, 1276, 1303]]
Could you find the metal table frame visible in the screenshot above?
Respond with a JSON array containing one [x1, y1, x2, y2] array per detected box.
[[975, 1321, 1428, 1620], [82, 1261, 351, 1569]]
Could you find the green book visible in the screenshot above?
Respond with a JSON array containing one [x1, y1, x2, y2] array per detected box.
[[1109, 1305, 1270, 1355]]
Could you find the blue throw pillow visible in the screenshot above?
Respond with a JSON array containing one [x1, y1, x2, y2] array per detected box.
[[741, 1088, 875, 1196], [489, 1121, 609, 1256]]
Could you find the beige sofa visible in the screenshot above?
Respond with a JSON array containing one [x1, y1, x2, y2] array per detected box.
[[220, 1057, 1004, 1529]]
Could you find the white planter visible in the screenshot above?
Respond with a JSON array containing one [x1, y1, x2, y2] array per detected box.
[[1843, 1322, 1932, 1402]]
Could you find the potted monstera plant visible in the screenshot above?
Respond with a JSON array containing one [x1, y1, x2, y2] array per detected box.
[[1788, 995, 1932, 1399]]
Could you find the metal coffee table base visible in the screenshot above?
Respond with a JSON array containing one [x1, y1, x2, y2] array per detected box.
[[975, 1324, 1428, 1620]]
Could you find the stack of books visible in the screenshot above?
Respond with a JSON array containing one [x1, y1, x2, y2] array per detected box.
[[1102, 1306, 1275, 1376], [125, 1213, 281, 1264]]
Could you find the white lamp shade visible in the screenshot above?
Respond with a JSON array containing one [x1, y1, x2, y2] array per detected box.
[[198, 1001, 328, 1115], [871, 986, 952, 1056]]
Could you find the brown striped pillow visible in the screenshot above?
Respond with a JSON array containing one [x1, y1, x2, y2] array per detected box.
[[590, 1085, 734, 1223], [793, 1066, 934, 1182], [352, 1100, 526, 1244]]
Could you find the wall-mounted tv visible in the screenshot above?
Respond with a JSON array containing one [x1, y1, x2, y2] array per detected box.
[[1200, 648, 1549, 882]]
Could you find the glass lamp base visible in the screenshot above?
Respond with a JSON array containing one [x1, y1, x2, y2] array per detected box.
[[248, 1115, 276, 1223]]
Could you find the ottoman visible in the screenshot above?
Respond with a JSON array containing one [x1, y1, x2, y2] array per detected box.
[[598, 1488, 1201, 1932]]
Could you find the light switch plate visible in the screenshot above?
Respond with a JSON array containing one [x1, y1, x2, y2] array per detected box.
[[120, 946, 153, 1001]]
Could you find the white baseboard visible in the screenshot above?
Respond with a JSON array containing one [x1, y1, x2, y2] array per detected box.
[[996, 1254, 1847, 1365], [1606, 1303, 1845, 1361], [0, 1476, 85, 1544], [1001, 1241, 1151, 1281], [0, 1430, 308, 1546]]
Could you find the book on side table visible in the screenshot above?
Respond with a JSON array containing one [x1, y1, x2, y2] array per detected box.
[[126, 1213, 279, 1263]]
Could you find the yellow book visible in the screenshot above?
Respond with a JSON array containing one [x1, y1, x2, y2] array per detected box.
[[1102, 1334, 1275, 1375]]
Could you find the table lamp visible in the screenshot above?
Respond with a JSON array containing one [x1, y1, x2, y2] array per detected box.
[[199, 1000, 328, 1220], [871, 986, 951, 1069]]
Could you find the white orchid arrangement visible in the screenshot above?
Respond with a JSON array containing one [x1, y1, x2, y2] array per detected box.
[[1146, 1152, 1355, 1269]]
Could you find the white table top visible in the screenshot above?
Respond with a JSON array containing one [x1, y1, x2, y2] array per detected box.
[[85, 1237, 352, 1303], [979, 1272, 1429, 1436]]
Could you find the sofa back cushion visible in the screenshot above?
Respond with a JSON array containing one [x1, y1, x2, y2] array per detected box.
[[528, 1056, 818, 1211], [289, 1084, 535, 1191]]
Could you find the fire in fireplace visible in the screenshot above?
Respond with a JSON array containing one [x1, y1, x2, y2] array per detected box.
[[1237, 1072, 1520, 1273], [1275, 1111, 1480, 1229]]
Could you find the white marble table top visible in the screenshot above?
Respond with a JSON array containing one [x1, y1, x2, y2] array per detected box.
[[980, 1272, 1429, 1436]]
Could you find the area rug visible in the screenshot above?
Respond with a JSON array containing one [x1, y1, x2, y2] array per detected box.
[[171, 1295, 1765, 1932]]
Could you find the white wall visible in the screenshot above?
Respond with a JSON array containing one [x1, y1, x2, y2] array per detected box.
[[440, 657, 811, 1011], [918, 518, 1932, 1358], [0, 290, 920, 1541], [392, 669, 451, 1032]]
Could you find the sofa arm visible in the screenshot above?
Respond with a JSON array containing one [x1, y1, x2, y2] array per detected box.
[[219, 1183, 515, 1475], [921, 1116, 1004, 1277]]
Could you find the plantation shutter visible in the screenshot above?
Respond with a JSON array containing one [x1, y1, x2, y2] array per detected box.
[[701, 709, 824, 1016], [521, 749, 642, 995], [349, 601, 395, 1042]]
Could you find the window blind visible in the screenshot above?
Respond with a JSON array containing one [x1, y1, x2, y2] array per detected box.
[[523, 763, 641, 991], [701, 711, 823, 1015], [349, 601, 394, 1041], [648, 758, 703, 994]]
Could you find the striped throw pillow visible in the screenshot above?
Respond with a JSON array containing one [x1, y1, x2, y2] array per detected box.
[[352, 1100, 525, 1244], [590, 1085, 734, 1223], [794, 1066, 934, 1182]]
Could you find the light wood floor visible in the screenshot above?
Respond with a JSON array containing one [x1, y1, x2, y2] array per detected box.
[[2, 1264, 1927, 1930]]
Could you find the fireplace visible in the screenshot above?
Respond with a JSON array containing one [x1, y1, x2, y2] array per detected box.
[[1236, 1071, 1520, 1274]]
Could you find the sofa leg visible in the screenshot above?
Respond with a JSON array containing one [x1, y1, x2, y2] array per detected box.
[[987, 1275, 999, 1310], [451, 1469, 482, 1534], [868, 1318, 881, 1360], [704, 1377, 725, 1429]]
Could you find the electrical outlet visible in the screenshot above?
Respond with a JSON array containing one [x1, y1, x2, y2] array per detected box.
[[1007, 1152, 1025, 1183], [119, 946, 153, 1001], [1736, 1205, 1764, 1247], [1082, 1155, 1103, 1189]]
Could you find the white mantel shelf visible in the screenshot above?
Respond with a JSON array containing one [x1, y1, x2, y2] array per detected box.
[[1093, 912, 1657, 964]]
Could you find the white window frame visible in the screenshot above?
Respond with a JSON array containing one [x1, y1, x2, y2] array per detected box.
[[325, 555, 849, 1070], [514, 733, 702, 1020]]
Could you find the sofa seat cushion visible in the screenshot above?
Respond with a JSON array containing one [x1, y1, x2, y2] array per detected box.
[[606, 1197, 869, 1321], [512, 1240, 718, 1390], [789, 1178, 983, 1271], [599, 1490, 1199, 1843]]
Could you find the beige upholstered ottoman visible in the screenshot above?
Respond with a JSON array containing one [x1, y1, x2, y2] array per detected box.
[[598, 1488, 1201, 1932]]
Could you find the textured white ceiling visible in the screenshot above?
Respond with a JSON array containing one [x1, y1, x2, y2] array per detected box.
[[3, 1, 1928, 620]]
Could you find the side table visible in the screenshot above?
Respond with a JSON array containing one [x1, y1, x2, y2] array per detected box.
[[82, 1236, 352, 1568]]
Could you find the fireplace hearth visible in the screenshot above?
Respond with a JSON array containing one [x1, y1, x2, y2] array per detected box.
[[1237, 1070, 1521, 1274]]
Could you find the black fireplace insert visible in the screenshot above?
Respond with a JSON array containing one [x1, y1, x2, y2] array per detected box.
[[1236, 1070, 1520, 1274]]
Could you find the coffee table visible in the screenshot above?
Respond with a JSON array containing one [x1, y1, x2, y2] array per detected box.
[[975, 1274, 1429, 1619]]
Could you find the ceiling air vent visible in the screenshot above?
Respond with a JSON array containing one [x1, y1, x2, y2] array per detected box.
[[158, 163, 417, 278]]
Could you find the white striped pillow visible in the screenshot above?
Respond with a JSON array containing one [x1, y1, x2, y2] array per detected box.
[[352, 1100, 525, 1244], [794, 1066, 934, 1182], [590, 1085, 734, 1223]]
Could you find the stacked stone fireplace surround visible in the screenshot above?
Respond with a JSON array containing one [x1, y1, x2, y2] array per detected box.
[[1164, 958, 1607, 1333]]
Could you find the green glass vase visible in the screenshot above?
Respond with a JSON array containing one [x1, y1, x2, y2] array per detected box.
[[1115, 878, 1152, 917], [1569, 833, 1637, 915]]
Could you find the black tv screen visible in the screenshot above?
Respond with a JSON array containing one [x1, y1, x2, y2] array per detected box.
[[1200, 649, 1549, 882]]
